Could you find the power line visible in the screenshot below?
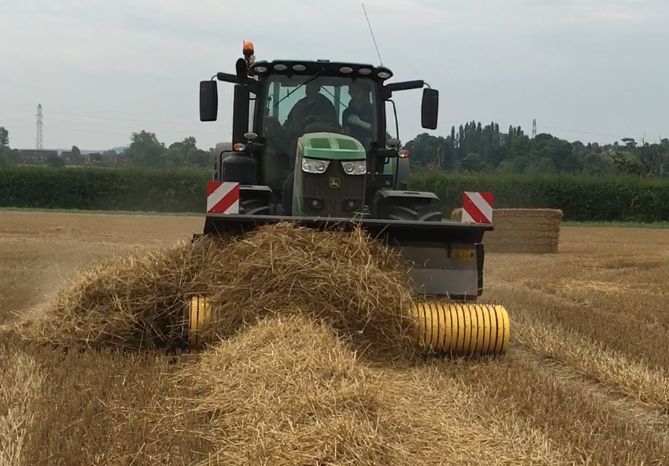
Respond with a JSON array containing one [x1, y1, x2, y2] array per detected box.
[[48, 109, 199, 127]]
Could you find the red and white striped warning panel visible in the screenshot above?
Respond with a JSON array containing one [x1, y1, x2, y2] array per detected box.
[[207, 181, 240, 214], [462, 191, 494, 224]]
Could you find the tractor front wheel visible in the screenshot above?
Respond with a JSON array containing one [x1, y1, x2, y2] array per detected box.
[[376, 197, 442, 222]]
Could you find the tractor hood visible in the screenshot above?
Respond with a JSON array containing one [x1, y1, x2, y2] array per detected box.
[[298, 133, 366, 161]]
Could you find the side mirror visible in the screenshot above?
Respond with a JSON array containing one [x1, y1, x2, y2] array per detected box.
[[199, 81, 218, 121], [421, 88, 439, 130]]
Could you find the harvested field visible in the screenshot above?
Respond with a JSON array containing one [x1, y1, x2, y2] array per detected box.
[[1, 210, 669, 465], [452, 208, 563, 253]]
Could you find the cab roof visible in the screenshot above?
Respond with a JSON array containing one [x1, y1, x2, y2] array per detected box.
[[250, 60, 393, 81]]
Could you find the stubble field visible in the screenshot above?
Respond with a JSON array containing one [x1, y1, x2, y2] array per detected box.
[[1, 210, 668, 465]]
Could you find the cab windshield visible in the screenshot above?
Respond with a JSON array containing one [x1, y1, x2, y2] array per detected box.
[[260, 75, 377, 191]]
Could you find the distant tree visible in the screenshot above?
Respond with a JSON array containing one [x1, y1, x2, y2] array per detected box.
[[483, 145, 508, 169], [127, 131, 166, 167], [551, 140, 581, 173], [499, 156, 530, 174], [510, 132, 531, 158], [460, 153, 486, 172], [534, 133, 553, 143], [526, 157, 556, 174], [405, 133, 442, 167], [662, 140, 669, 176], [582, 152, 615, 176], [165, 136, 213, 168], [571, 141, 586, 155], [613, 142, 665, 176], [0, 126, 8, 147], [0, 127, 18, 166], [587, 142, 602, 153]]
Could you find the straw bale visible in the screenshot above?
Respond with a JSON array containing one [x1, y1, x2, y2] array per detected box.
[[22, 223, 414, 354], [450, 208, 563, 254], [493, 209, 563, 222]]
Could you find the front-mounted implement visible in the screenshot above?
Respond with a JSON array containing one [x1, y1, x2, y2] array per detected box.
[[190, 41, 509, 355]]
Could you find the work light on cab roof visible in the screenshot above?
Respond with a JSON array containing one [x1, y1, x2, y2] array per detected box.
[[193, 40, 509, 356]]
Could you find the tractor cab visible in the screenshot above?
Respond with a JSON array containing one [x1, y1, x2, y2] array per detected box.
[[199, 42, 440, 218], [259, 71, 379, 196]]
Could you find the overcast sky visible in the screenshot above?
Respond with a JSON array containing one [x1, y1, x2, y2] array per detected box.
[[1, 0, 667, 150]]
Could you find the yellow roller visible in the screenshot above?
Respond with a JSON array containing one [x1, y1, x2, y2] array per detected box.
[[187, 296, 509, 356], [411, 302, 509, 355], [187, 296, 212, 347]]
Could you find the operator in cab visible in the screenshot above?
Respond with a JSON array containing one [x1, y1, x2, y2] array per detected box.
[[284, 80, 337, 136], [342, 81, 373, 144]]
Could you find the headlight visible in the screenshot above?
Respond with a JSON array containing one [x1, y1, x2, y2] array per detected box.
[[341, 160, 367, 175], [302, 158, 330, 174]]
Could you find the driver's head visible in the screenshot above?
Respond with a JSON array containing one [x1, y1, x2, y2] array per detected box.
[[349, 81, 369, 102], [305, 81, 321, 99]]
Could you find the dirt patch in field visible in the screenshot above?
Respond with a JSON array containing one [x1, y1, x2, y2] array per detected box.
[[0, 211, 201, 324]]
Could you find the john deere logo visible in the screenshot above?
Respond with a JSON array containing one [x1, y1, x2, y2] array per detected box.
[[329, 177, 341, 189]]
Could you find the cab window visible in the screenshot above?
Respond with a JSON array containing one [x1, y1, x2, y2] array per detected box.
[[260, 76, 377, 191]]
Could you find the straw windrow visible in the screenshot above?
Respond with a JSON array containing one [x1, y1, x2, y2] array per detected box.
[[21, 223, 415, 355]]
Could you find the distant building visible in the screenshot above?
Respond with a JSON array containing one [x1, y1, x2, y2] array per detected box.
[[84, 153, 103, 164], [17, 148, 129, 167], [105, 153, 130, 166], [18, 149, 57, 163], [61, 149, 84, 165]]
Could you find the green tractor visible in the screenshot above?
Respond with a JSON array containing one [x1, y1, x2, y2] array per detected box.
[[192, 42, 509, 355]]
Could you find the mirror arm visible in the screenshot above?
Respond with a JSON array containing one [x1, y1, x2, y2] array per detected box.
[[214, 72, 259, 94], [385, 80, 425, 93], [216, 72, 239, 83]]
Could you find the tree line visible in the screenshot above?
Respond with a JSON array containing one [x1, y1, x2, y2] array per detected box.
[[2, 123, 668, 177], [405, 121, 669, 177], [124, 131, 213, 168], [0, 127, 214, 169]]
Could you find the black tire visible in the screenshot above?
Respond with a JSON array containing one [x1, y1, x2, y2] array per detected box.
[[378, 198, 442, 222], [240, 197, 272, 215]]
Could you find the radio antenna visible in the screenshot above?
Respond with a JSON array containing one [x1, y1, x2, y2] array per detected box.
[[362, 2, 383, 66]]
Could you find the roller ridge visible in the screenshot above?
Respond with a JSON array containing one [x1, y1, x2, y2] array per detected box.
[[413, 302, 509, 355]]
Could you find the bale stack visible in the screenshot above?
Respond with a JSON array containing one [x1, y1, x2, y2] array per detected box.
[[451, 208, 563, 254]]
